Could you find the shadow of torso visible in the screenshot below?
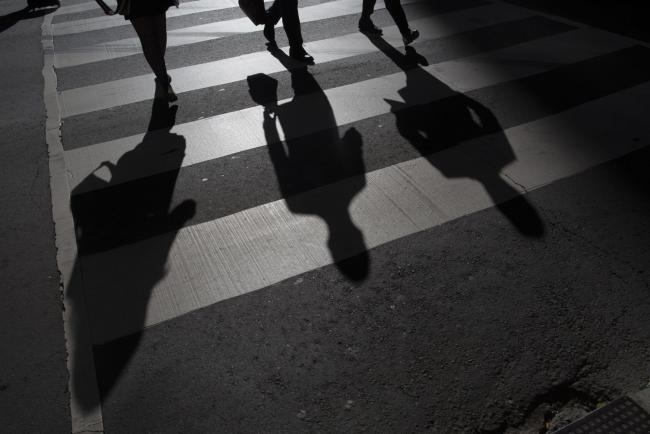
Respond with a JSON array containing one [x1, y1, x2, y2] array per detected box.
[[67, 101, 195, 413], [273, 76, 366, 212], [249, 62, 370, 281], [368, 37, 544, 237]]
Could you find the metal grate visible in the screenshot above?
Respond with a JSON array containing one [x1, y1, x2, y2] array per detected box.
[[554, 397, 650, 434]]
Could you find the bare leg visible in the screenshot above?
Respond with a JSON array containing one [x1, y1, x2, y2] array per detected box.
[[131, 14, 168, 81], [131, 14, 176, 101], [153, 14, 167, 67]]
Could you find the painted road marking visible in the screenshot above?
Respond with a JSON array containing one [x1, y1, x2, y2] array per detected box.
[[58, 4, 531, 116], [53, 0, 426, 68], [80, 80, 650, 344], [54, 0, 259, 36], [45, 1, 650, 431], [64, 27, 631, 193]]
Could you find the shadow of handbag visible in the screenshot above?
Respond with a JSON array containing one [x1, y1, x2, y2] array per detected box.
[[239, 0, 266, 25]]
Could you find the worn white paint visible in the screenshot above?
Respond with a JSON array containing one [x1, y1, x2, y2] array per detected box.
[[54, 0, 270, 36]]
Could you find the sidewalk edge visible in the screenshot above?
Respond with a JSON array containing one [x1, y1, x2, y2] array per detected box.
[[41, 9, 105, 434]]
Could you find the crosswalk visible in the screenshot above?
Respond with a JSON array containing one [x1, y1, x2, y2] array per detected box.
[[53, 0, 256, 36], [43, 0, 650, 431]]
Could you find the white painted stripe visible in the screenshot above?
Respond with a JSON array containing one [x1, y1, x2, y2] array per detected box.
[[53, 0, 424, 68], [65, 27, 632, 194], [60, 4, 530, 116], [82, 79, 650, 344], [54, 0, 116, 16], [54, 0, 265, 36], [54, 0, 196, 16]]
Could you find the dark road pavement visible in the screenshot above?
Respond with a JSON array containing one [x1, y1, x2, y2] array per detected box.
[[2, 0, 650, 432], [0, 0, 70, 432]]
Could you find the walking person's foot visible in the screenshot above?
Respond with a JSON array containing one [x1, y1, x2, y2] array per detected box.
[[358, 19, 382, 35], [289, 46, 314, 64], [263, 22, 276, 47], [155, 75, 178, 103], [402, 29, 419, 45]]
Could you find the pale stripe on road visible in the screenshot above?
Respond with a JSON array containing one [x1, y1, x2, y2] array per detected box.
[[82, 79, 650, 344], [59, 4, 530, 116], [54, 0, 116, 16], [53, 0, 200, 16], [53, 0, 266, 36], [53, 0, 424, 68], [64, 27, 632, 194]]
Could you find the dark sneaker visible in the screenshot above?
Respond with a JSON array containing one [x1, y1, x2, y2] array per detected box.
[[358, 20, 383, 35], [402, 29, 419, 45], [289, 46, 314, 64]]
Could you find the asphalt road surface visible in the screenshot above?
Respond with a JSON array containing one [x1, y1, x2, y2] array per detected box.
[[2, 0, 650, 432]]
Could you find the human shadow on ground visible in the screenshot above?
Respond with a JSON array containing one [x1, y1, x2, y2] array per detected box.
[[0, 1, 58, 34], [248, 48, 370, 281], [366, 35, 544, 237], [67, 96, 195, 413]]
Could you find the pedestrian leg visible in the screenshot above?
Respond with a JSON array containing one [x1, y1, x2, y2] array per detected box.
[[279, 0, 313, 63], [264, 0, 282, 45], [384, 0, 418, 44], [131, 15, 177, 102], [359, 0, 382, 34], [279, 0, 302, 48]]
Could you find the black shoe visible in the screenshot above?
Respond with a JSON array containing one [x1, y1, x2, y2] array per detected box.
[[402, 29, 419, 46], [289, 46, 314, 64], [166, 84, 178, 103], [263, 23, 276, 46], [155, 76, 178, 103], [358, 20, 382, 35]]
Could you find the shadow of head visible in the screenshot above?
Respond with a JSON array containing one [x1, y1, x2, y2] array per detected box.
[[324, 128, 370, 281], [497, 196, 545, 238], [336, 251, 370, 282]]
